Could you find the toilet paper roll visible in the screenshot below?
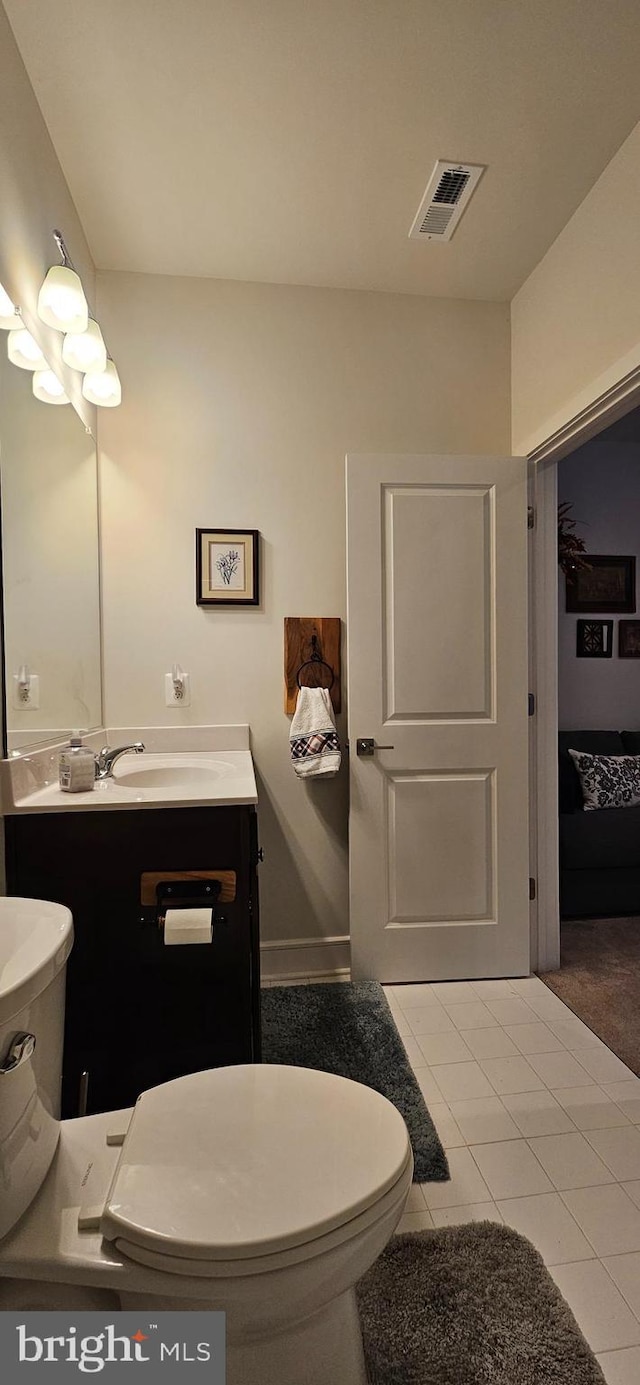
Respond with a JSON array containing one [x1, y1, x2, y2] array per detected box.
[[163, 906, 213, 945]]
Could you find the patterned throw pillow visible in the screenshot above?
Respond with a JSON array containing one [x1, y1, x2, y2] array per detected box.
[[568, 749, 640, 811]]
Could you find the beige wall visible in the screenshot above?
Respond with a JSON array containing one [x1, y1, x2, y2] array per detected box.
[[0, 4, 95, 424], [96, 271, 511, 954], [511, 121, 640, 456]]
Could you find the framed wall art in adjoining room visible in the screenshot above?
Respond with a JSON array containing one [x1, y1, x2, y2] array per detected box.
[[196, 528, 260, 607], [566, 555, 636, 613], [576, 619, 614, 658], [619, 620, 640, 658]]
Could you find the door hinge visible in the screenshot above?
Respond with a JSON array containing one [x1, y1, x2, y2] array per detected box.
[[527, 505, 535, 530], [529, 877, 536, 901], [528, 693, 535, 716]]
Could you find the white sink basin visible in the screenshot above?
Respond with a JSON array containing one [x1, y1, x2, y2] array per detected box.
[[113, 756, 235, 789], [0, 897, 73, 1024]]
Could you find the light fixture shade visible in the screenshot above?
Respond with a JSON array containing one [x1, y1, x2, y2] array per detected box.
[[7, 328, 47, 371], [37, 265, 88, 333], [32, 369, 70, 405], [62, 319, 107, 374], [0, 282, 20, 330], [82, 358, 122, 408]]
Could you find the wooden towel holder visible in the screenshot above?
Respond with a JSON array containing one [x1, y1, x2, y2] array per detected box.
[[140, 870, 237, 907], [284, 617, 341, 714]]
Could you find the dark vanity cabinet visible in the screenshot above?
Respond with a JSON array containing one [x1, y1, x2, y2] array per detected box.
[[4, 804, 261, 1116]]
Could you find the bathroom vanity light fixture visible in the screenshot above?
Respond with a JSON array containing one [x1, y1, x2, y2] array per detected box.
[[37, 231, 88, 333], [32, 368, 70, 405], [7, 327, 47, 371], [0, 282, 20, 329], [62, 318, 107, 374], [35, 230, 122, 406], [82, 357, 122, 408]]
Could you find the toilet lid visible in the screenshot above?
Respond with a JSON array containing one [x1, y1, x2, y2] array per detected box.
[[99, 1065, 411, 1264]]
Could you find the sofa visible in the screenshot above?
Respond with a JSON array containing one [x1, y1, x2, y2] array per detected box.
[[559, 730, 640, 918]]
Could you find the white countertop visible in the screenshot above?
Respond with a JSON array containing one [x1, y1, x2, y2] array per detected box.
[[0, 728, 258, 814]]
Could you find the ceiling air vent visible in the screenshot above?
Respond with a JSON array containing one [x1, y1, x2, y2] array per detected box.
[[409, 161, 485, 242]]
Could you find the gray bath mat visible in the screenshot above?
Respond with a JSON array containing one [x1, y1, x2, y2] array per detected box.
[[357, 1222, 604, 1385], [261, 980, 449, 1182]]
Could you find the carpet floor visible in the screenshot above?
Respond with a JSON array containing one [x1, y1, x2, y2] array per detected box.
[[542, 915, 640, 1076], [261, 980, 449, 1182], [357, 1222, 604, 1385]]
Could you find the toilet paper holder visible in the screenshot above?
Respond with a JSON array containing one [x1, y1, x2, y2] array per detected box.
[[154, 878, 222, 930], [139, 870, 236, 930]]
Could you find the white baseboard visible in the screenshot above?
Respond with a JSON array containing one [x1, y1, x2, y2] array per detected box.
[[260, 934, 351, 981]]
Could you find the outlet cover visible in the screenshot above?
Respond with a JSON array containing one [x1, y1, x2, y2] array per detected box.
[[12, 673, 40, 709], [165, 672, 191, 707]]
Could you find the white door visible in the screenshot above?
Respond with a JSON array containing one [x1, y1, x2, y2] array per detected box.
[[346, 453, 530, 982]]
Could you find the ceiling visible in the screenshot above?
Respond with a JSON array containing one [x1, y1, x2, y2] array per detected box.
[[5, 0, 640, 300]]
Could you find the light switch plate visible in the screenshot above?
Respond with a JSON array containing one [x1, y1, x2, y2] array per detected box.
[[165, 672, 191, 707]]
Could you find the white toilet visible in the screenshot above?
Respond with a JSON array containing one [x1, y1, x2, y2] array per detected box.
[[0, 899, 413, 1384]]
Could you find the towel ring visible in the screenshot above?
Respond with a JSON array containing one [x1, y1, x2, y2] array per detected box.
[[296, 634, 335, 691]]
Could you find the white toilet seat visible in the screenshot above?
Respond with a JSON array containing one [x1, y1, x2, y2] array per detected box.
[[111, 1150, 413, 1278], [100, 1064, 412, 1272]]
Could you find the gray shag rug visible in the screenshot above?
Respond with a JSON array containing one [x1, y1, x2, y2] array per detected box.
[[261, 980, 449, 1182], [357, 1222, 604, 1385]]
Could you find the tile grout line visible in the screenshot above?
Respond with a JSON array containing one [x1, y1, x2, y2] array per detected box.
[[598, 1255, 640, 1328]]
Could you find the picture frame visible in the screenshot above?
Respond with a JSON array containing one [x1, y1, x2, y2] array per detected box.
[[576, 619, 613, 658], [565, 555, 636, 613], [196, 529, 260, 607], [619, 620, 640, 658]]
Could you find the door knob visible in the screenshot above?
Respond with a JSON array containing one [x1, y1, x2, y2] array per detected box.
[[356, 738, 395, 757]]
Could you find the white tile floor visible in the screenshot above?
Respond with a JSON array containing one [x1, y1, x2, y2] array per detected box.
[[383, 975, 640, 1385]]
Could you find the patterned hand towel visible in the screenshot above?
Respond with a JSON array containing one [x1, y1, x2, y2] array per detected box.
[[290, 686, 341, 778]]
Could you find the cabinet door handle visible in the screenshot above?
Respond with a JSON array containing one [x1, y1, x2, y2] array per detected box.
[[0, 1031, 36, 1074]]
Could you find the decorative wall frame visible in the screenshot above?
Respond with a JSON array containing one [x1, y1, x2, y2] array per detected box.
[[566, 555, 636, 613], [196, 529, 260, 606], [576, 619, 613, 658], [619, 620, 640, 658]]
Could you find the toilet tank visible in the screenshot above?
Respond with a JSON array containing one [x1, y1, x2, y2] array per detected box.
[[0, 898, 73, 1240]]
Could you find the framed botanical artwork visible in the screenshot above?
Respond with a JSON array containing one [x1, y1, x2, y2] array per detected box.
[[576, 619, 613, 658], [565, 555, 636, 613], [196, 529, 260, 607], [619, 620, 640, 658]]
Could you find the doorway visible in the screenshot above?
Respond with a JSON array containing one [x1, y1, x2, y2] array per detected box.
[[531, 381, 640, 980], [531, 406, 640, 1071], [344, 375, 640, 986]]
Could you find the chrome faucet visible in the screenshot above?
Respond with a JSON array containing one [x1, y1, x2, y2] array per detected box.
[[95, 742, 145, 779]]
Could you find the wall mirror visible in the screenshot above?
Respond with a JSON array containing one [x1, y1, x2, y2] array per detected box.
[[0, 346, 102, 752]]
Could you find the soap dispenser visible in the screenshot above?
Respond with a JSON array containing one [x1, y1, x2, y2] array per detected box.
[[59, 730, 96, 793]]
